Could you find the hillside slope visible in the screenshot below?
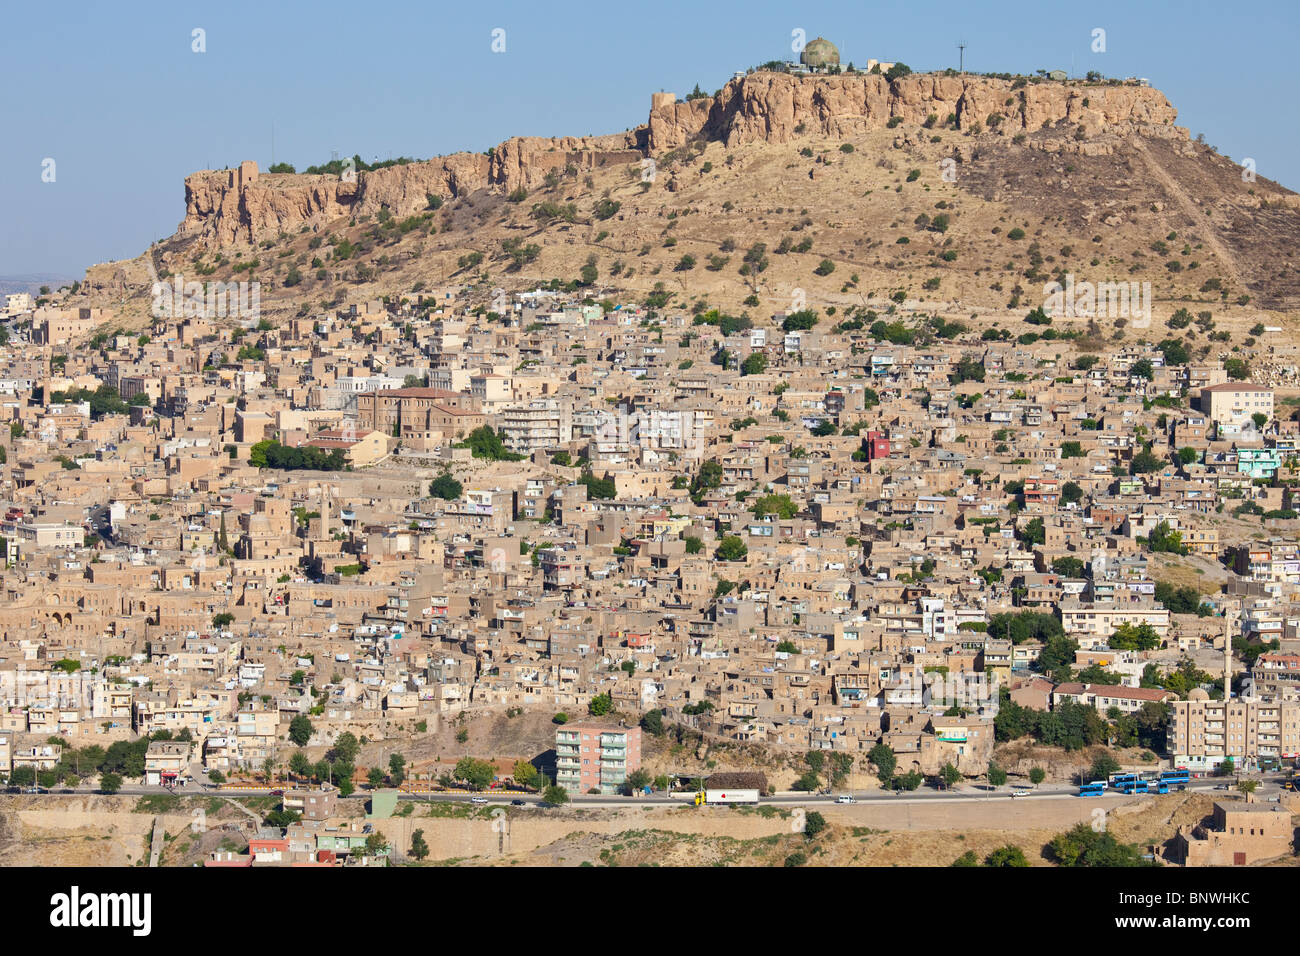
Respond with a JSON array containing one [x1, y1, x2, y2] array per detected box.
[[72, 70, 1299, 337]]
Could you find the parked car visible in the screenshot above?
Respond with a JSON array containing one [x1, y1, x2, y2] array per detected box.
[[269, 788, 284, 796], [511, 799, 526, 806], [835, 795, 856, 804], [470, 796, 488, 804]]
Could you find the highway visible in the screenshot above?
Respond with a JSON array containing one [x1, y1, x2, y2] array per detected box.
[[9, 773, 1284, 809]]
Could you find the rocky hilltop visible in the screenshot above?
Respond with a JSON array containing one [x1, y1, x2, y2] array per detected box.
[[649, 72, 1180, 150], [75, 64, 1300, 322], [176, 72, 1183, 247]]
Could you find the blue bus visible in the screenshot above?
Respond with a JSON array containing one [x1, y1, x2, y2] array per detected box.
[[1078, 783, 1106, 796], [1110, 773, 1139, 786], [1160, 770, 1190, 785], [1153, 782, 1169, 794], [1116, 780, 1149, 794]]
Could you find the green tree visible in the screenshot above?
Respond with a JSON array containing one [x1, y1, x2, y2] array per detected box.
[[513, 759, 539, 788], [1110, 622, 1162, 651], [715, 535, 748, 562], [334, 762, 355, 794], [1037, 634, 1080, 681], [1019, 517, 1046, 546], [1051, 556, 1085, 578], [388, 753, 406, 787], [894, 770, 924, 791], [987, 763, 1008, 787], [940, 762, 962, 790], [542, 785, 569, 805], [367, 767, 386, 789], [626, 768, 653, 793], [288, 715, 314, 747], [802, 810, 827, 838], [410, 828, 429, 860], [453, 757, 494, 790], [289, 750, 312, 780], [793, 770, 821, 792], [984, 845, 1029, 867], [588, 692, 613, 717], [333, 732, 360, 764], [1048, 822, 1155, 867], [99, 772, 123, 794], [749, 494, 798, 520], [1088, 753, 1120, 782], [459, 426, 524, 462], [868, 742, 897, 785], [1029, 766, 1046, 787], [430, 473, 463, 500], [781, 310, 818, 332]]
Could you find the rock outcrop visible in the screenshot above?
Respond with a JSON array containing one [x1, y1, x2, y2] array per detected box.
[[647, 72, 1179, 151], [177, 72, 1181, 246], [179, 133, 642, 246]]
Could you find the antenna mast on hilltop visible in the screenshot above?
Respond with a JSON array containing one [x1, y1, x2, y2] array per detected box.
[[957, 41, 967, 73]]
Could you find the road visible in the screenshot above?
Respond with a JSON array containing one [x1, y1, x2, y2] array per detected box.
[[11, 774, 1281, 809]]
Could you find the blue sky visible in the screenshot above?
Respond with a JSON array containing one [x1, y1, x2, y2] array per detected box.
[[5, 0, 1297, 277]]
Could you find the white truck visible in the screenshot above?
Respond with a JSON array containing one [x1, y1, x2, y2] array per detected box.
[[695, 789, 760, 805]]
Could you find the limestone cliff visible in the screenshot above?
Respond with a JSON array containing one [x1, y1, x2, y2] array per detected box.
[[649, 72, 1180, 150], [176, 72, 1182, 247], [179, 133, 642, 246]]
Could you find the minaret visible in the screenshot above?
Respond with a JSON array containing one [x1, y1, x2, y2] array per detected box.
[[320, 485, 329, 539], [1224, 609, 1235, 699]]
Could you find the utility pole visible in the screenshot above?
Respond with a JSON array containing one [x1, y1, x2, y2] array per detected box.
[[957, 41, 966, 74]]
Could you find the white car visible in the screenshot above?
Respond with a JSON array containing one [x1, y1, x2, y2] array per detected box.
[[470, 796, 488, 804], [835, 795, 856, 804]]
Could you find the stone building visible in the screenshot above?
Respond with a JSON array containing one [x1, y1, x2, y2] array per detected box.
[[1171, 800, 1293, 866]]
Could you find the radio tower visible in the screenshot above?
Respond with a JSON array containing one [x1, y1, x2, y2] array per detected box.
[[958, 41, 967, 74]]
